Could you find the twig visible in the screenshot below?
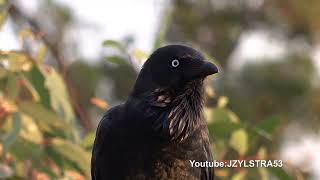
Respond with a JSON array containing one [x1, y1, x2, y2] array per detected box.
[[8, 4, 92, 132]]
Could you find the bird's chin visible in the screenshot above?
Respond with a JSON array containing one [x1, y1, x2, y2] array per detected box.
[[181, 78, 204, 93], [188, 78, 205, 85]]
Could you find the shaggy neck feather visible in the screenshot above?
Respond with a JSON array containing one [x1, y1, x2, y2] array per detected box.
[[168, 79, 204, 141]]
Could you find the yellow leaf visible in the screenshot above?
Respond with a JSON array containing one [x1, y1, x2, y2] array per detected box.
[[20, 113, 43, 144], [0, 10, 8, 30], [257, 147, 269, 180], [0, 0, 8, 29], [203, 107, 214, 123], [1, 51, 32, 72], [15, 161, 26, 177], [228, 111, 240, 123], [19, 29, 36, 41], [133, 49, 148, 62], [205, 86, 215, 97], [258, 167, 269, 180], [218, 96, 228, 108], [229, 129, 248, 156], [231, 171, 247, 180], [257, 147, 267, 159], [36, 44, 48, 62]]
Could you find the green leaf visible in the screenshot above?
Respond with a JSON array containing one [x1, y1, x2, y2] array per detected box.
[[44, 68, 75, 123], [106, 55, 128, 66], [211, 108, 240, 123], [269, 167, 291, 180], [255, 117, 281, 140], [50, 138, 91, 178], [2, 112, 22, 152], [103, 40, 123, 49], [229, 129, 248, 156], [18, 101, 72, 135], [43, 67, 78, 140], [25, 65, 51, 108], [208, 121, 243, 139], [6, 73, 19, 100], [0, 66, 7, 78], [9, 138, 44, 166], [21, 75, 40, 102], [213, 139, 228, 159], [212, 108, 232, 123], [81, 131, 95, 149]]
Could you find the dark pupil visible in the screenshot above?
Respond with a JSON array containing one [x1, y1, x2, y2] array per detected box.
[[173, 60, 178, 66]]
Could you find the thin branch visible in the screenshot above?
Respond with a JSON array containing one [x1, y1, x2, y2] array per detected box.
[[8, 4, 92, 132]]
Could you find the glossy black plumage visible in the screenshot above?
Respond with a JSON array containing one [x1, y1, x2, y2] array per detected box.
[[91, 45, 218, 180]]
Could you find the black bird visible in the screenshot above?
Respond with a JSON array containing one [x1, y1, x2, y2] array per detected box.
[[91, 45, 218, 180]]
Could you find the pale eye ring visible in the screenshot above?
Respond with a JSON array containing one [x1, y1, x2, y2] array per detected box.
[[171, 59, 179, 67]]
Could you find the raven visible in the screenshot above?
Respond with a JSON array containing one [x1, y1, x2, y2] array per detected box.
[[91, 45, 218, 180]]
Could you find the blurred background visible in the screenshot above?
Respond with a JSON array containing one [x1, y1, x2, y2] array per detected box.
[[1, 0, 320, 179]]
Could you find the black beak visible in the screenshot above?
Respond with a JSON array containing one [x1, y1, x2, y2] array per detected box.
[[184, 60, 219, 80], [198, 61, 219, 77]]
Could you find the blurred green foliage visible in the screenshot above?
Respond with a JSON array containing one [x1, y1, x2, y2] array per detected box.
[[0, 44, 91, 179]]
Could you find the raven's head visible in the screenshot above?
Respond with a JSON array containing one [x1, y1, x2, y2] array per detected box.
[[132, 45, 218, 96], [131, 45, 218, 141]]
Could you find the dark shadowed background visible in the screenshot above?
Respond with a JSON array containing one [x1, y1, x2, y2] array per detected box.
[[1, 0, 320, 179]]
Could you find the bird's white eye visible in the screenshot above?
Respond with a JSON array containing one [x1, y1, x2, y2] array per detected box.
[[171, 59, 179, 67]]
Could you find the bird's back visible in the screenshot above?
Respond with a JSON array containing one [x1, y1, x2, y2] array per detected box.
[[91, 104, 131, 179]]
